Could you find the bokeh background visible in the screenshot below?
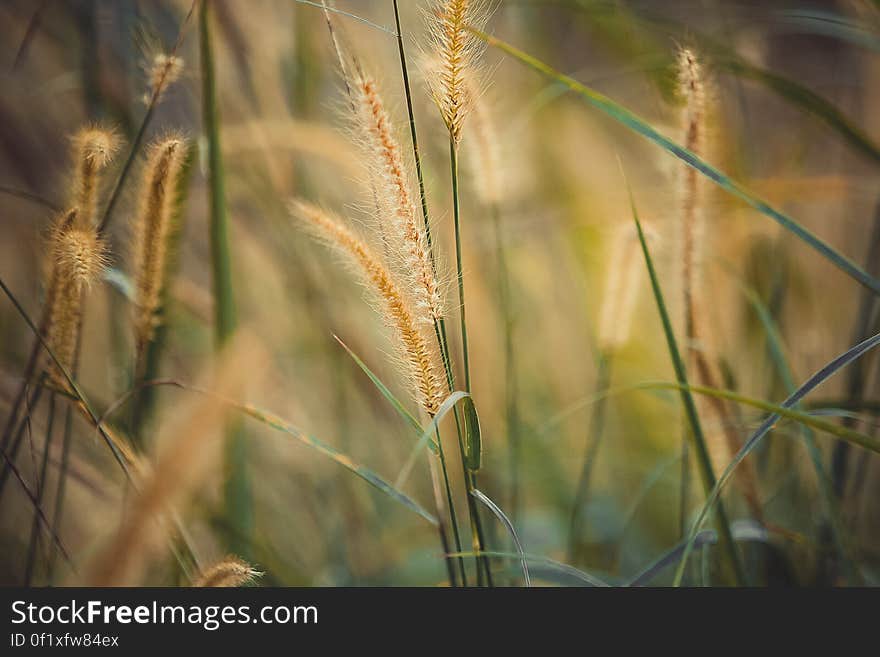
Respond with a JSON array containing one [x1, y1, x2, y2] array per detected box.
[[1, 0, 879, 586]]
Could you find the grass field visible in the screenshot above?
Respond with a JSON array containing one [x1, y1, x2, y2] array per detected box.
[[1, 0, 879, 587]]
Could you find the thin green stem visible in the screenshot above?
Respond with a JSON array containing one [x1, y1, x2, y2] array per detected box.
[[390, 0, 469, 584], [200, 0, 251, 557], [435, 427, 466, 586], [450, 142, 471, 393], [449, 140, 493, 586]]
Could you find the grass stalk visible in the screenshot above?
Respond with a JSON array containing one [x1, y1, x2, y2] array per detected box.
[[389, 0, 486, 584], [199, 0, 251, 557]]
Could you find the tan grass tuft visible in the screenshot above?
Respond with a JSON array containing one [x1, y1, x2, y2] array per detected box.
[[70, 127, 120, 228], [193, 555, 262, 587], [352, 70, 443, 324], [43, 208, 107, 388], [132, 135, 188, 356], [290, 200, 444, 416], [144, 53, 184, 105], [426, 0, 489, 144]]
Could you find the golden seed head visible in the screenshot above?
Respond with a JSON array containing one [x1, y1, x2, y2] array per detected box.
[[144, 53, 184, 105], [290, 200, 445, 416], [193, 556, 262, 587], [352, 70, 444, 324], [132, 135, 188, 353], [43, 208, 106, 388], [426, 0, 489, 144], [70, 127, 120, 228]]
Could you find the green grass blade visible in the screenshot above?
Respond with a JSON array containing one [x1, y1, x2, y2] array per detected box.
[[472, 489, 530, 586], [625, 180, 746, 585], [334, 335, 428, 441], [446, 550, 609, 587], [629, 520, 770, 587], [672, 331, 880, 585], [472, 28, 880, 295], [638, 382, 880, 453], [725, 267, 857, 582], [395, 391, 470, 489], [233, 402, 437, 525]]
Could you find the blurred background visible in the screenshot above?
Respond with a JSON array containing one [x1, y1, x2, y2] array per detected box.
[[1, 0, 879, 586]]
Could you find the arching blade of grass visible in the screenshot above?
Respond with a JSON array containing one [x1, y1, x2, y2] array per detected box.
[[725, 266, 857, 583], [334, 336, 428, 441], [472, 489, 530, 587], [625, 181, 746, 585], [472, 28, 880, 295], [628, 520, 771, 587], [232, 401, 437, 526], [672, 331, 880, 586], [395, 391, 470, 489], [335, 336, 465, 583], [95, 376, 438, 526], [446, 550, 610, 587], [638, 382, 880, 453]]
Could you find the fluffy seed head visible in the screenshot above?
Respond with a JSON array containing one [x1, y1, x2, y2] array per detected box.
[[144, 53, 184, 105], [426, 0, 489, 143], [193, 556, 262, 587], [70, 127, 120, 228], [44, 208, 107, 388], [291, 200, 444, 416], [352, 70, 443, 324], [132, 136, 187, 355]]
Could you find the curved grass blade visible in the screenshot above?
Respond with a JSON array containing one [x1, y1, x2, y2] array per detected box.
[[335, 335, 426, 438], [234, 402, 436, 525], [725, 266, 857, 581], [395, 391, 470, 489], [625, 177, 746, 585], [638, 382, 880, 453], [771, 10, 880, 53], [472, 28, 880, 295], [446, 550, 610, 587], [628, 520, 770, 587], [672, 331, 880, 585], [472, 489, 530, 587]]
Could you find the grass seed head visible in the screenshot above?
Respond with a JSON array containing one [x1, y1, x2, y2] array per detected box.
[[290, 200, 444, 416], [132, 135, 188, 355]]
